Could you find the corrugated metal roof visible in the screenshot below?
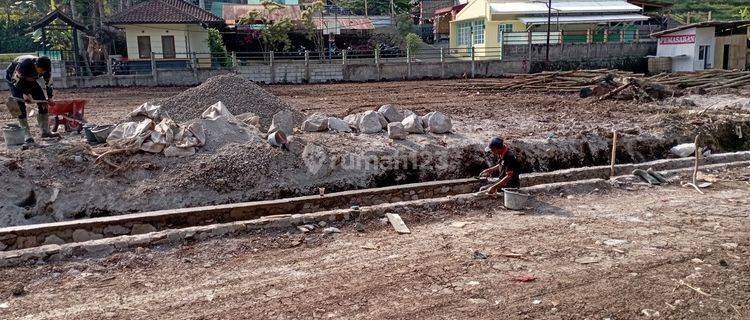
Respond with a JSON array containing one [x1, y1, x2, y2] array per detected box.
[[519, 13, 649, 24], [490, 1, 642, 15], [650, 20, 750, 37]]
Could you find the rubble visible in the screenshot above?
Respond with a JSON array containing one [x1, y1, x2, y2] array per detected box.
[[327, 117, 351, 133], [269, 109, 299, 135], [158, 74, 302, 131], [424, 112, 452, 134], [401, 114, 424, 134], [377, 104, 404, 123], [358, 111, 383, 134], [387, 123, 408, 140], [302, 114, 329, 132]]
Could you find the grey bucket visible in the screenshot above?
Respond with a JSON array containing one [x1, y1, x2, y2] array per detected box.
[[503, 188, 530, 210], [2, 124, 25, 146], [91, 125, 114, 143], [83, 124, 98, 143]]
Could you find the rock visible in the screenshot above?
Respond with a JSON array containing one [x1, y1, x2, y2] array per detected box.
[[236, 112, 261, 127], [401, 114, 424, 133], [131, 223, 157, 235], [603, 239, 628, 246], [575, 256, 601, 264], [402, 109, 416, 119], [318, 221, 327, 227], [43, 235, 66, 245], [343, 114, 360, 131], [327, 117, 352, 133], [323, 227, 340, 234], [721, 242, 738, 250], [355, 223, 365, 232], [473, 250, 489, 260], [420, 111, 434, 128], [163, 146, 196, 157], [641, 309, 660, 318], [297, 226, 310, 233], [377, 104, 404, 123], [376, 112, 388, 128], [301, 113, 329, 132], [670, 143, 696, 158], [268, 109, 298, 135], [426, 111, 452, 134], [387, 122, 408, 140], [71, 229, 103, 243], [303, 224, 316, 230], [358, 111, 383, 134], [82, 243, 115, 256]]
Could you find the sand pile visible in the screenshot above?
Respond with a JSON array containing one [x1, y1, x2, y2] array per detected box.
[[159, 74, 303, 131]]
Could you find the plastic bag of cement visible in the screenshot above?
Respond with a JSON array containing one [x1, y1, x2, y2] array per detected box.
[[107, 119, 154, 149], [129, 102, 170, 121], [670, 143, 696, 158], [141, 118, 177, 153], [201, 101, 236, 121]]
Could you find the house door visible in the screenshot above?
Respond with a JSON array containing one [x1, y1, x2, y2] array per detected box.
[[723, 44, 730, 69], [698, 45, 712, 69]]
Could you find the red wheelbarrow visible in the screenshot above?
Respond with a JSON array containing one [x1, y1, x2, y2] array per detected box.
[[48, 99, 87, 133]]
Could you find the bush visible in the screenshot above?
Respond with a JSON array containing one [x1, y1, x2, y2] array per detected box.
[[405, 33, 423, 55], [207, 28, 231, 68]]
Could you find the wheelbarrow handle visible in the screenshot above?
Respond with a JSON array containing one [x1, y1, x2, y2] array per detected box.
[[8, 97, 49, 104]]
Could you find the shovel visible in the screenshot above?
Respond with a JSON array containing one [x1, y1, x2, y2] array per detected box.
[[5, 97, 48, 118]]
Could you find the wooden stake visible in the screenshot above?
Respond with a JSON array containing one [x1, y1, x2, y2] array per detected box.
[[693, 134, 700, 186], [610, 130, 618, 177]]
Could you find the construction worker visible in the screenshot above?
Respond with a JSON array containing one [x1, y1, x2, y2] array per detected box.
[[479, 137, 521, 194], [5, 55, 59, 143]]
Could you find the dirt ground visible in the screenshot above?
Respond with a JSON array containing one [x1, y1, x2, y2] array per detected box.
[[3, 79, 737, 139], [1, 166, 748, 319]]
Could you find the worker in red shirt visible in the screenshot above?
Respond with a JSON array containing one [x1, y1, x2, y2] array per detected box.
[[5, 55, 58, 143], [479, 137, 521, 194]]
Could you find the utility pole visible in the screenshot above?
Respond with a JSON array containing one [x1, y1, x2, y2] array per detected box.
[[546, 0, 551, 62], [364, 0, 368, 17]]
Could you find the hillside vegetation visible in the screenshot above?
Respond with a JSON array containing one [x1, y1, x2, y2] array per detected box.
[[668, 0, 749, 21]]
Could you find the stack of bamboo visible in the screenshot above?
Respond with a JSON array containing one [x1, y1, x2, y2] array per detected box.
[[645, 70, 750, 92]]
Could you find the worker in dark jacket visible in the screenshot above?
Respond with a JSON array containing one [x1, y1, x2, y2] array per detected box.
[[479, 137, 521, 194], [5, 55, 58, 143]]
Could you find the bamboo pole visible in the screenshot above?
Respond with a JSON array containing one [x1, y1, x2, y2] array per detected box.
[[610, 130, 618, 177]]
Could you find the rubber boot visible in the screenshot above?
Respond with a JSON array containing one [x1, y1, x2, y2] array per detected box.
[[37, 113, 60, 138], [18, 118, 35, 144]]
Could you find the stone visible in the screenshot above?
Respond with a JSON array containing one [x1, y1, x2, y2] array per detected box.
[[377, 104, 404, 123], [301, 113, 329, 132], [11, 283, 25, 296], [355, 223, 365, 232], [721, 242, 738, 250], [268, 109, 298, 135], [376, 111, 388, 128], [386, 213, 411, 234], [82, 243, 115, 256], [131, 223, 157, 235], [426, 111, 452, 134], [575, 256, 601, 264], [387, 122, 408, 140], [323, 227, 340, 234], [343, 114, 360, 131], [358, 111, 382, 134], [297, 226, 310, 233], [603, 239, 628, 246], [318, 221, 327, 227], [327, 117, 352, 133], [420, 111, 434, 128], [303, 224, 316, 230], [103, 225, 131, 236], [43, 235, 66, 245], [402, 109, 416, 119], [401, 114, 424, 134], [71, 229, 103, 243]]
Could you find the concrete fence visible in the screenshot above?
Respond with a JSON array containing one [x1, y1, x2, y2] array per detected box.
[[0, 42, 656, 89]]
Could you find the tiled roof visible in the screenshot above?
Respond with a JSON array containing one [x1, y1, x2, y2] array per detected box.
[[106, 0, 224, 25]]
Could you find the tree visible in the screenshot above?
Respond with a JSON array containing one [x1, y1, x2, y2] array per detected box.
[[238, 1, 294, 52], [337, 0, 412, 16], [404, 32, 422, 56], [207, 28, 231, 67], [301, 0, 325, 58], [740, 7, 750, 20]]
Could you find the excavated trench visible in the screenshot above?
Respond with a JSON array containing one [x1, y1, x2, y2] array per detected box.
[[3, 119, 749, 226]]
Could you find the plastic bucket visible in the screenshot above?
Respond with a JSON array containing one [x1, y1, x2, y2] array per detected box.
[[3, 124, 25, 146], [91, 125, 114, 143], [267, 130, 288, 147], [503, 188, 530, 210]]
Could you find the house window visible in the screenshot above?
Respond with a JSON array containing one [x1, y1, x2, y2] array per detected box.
[[161, 36, 176, 59], [457, 21, 472, 46], [498, 23, 513, 43], [137, 36, 152, 59], [472, 20, 485, 44]]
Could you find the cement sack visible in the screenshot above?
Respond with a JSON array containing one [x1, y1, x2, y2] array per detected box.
[[302, 113, 329, 132], [269, 109, 298, 135], [426, 112, 452, 134], [401, 114, 424, 134], [141, 118, 177, 153], [328, 117, 351, 133], [237, 112, 261, 128], [358, 111, 383, 134], [387, 122, 408, 139], [107, 119, 155, 149], [377, 104, 404, 123], [201, 101, 236, 121], [172, 122, 205, 149], [129, 102, 170, 121]]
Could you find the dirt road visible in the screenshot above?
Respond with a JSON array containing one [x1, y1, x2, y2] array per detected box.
[[2, 167, 748, 319]]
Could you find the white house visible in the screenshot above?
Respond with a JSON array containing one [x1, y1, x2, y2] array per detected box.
[[651, 21, 750, 72], [106, 0, 225, 65]]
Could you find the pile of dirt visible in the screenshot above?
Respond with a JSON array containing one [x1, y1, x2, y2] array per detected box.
[[158, 74, 303, 130]]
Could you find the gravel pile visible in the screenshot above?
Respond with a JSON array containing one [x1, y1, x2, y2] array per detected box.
[[158, 74, 303, 130]]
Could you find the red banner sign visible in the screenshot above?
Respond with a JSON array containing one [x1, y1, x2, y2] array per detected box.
[[659, 34, 696, 45]]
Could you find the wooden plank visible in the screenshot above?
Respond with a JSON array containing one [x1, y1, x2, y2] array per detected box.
[[386, 213, 411, 234]]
